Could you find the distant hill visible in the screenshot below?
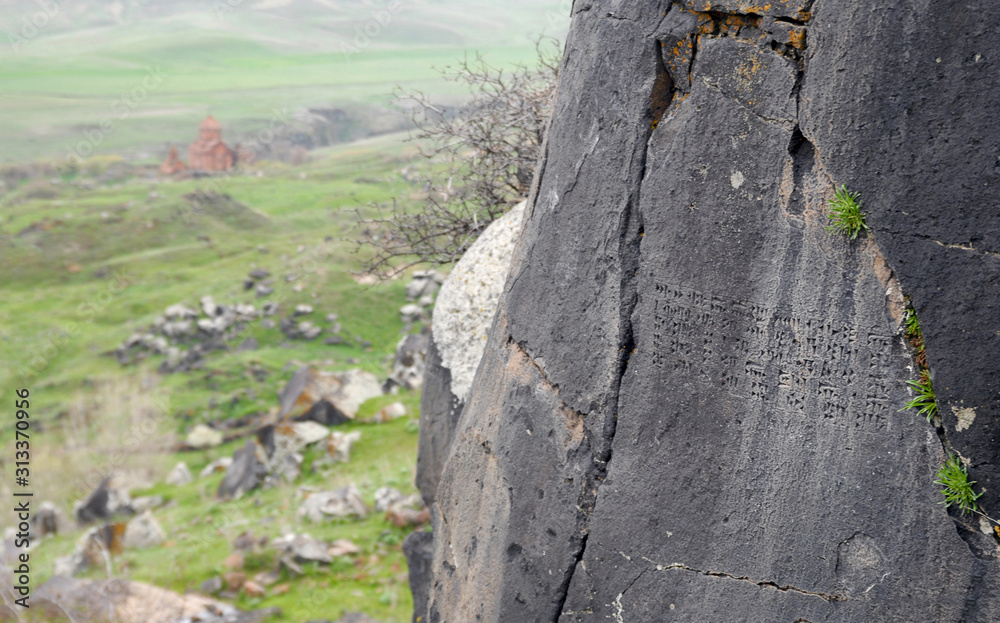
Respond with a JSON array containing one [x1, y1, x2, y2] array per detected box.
[[0, 0, 569, 53], [0, 0, 569, 163]]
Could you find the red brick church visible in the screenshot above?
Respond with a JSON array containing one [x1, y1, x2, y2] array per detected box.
[[160, 115, 236, 175]]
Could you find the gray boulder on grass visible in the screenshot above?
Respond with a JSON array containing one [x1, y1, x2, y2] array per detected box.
[[216, 440, 268, 500]]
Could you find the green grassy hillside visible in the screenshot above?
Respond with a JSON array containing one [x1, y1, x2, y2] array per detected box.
[[0, 3, 568, 618], [0, 135, 436, 622]]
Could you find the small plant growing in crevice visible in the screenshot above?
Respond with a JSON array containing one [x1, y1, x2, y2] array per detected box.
[[935, 455, 983, 515], [904, 308, 921, 340], [903, 304, 927, 368], [826, 185, 870, 240], [902, 370, 938, 422]]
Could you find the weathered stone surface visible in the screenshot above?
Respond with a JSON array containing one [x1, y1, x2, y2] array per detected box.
[[798, 0, 1000, 512], [386, 333, 430, 391], [410, 200, 526, 509], [402, 531, 434, 623], [292, 421, 331, 446], [165, 461, 193, 486], [429, 313, 592, 623], [278, 367, 382, 423], [432, 200, 526, 402], [200, 457, 233, 478], [186, 423, 224, 449], [271, 533, 332, 564], [415, 338, 463, 508], [32, 576, 262, 623], [297, 485, 368, 522], [31, 501, 67, 538], [123, 511, 166, 550], [681, 0, 812, 20], [217, 440, 268, 500], [327, 431, 362, 463], [367, 402, 407, 423], [418, 1, 1000, 622], [374, 487, 405, 513], [74, 477, 134, 526], [406, 270, 443, 301]]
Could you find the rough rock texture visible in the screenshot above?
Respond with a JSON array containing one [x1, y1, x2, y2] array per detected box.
[[217, 440, 268, 500], [278, 367, 383, 424], [417, 1, 1000, 622], [415, 338, 463, 508], [416, 201, 527, 508], [402, 531, 434, 623], [31, 576, 267, 623], [74, 477, 134, 526], [123, 511, 166, 550], [431, 200, 527, 402], [386, 333, 430, 391]]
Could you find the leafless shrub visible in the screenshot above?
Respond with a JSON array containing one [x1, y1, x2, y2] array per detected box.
[[357, 38, 562, 277], [14, 376, 176, 512]]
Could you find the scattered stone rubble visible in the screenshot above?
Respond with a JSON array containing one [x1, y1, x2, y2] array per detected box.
[[296, 485, 369, 522], [215, 422, 363, 500], [112, 277, 344, 372]]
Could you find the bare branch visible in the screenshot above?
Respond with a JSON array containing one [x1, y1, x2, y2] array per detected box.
[[356, 39, 561, 278]]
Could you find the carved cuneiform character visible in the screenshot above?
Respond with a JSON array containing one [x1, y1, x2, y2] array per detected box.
[[651, 281, 895, 430]]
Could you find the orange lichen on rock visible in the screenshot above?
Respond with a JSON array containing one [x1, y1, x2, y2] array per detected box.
[[720, 13, 761, 35], [788, 27, 807, 49], [682, 0, 812, 21], [665, 36, 696, 87], [696, 12, 716, 35]]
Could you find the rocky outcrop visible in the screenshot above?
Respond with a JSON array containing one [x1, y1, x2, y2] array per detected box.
[[415, 1, 1000, 622], [385, 333, 430, 392], [31, 576, 269, 623], [277, 367, 383, 425], [431, 200, 527, 404], [416, 200, 527, 506], [402, 531, 434, 623]]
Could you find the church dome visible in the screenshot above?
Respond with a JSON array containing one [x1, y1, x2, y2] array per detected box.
[[200, 115, 222, 131]]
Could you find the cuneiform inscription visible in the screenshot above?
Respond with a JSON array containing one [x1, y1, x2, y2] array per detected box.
[[651, 283, 895, 431]]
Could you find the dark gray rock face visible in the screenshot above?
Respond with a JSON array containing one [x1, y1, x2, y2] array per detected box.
[[217, 440, 268, 500], [798, 0, 1000, 511], [74, 478, 134, 526], [416, 1, 1000, 622], [402, 531, 434, 623], [415, 337, 464, 508]]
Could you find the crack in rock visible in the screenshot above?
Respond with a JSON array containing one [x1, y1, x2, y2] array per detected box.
[[644, 561, 848, 602], [931, 239, 1000, 259]]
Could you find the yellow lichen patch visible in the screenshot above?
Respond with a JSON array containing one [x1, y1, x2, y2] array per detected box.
[[684, 0, 811, 21], [664, 91, 690, 119], [665, 36, 695, 86], [734, 49, 765, 94], [720, 13, 761, 36], [788, 27, 807, 49], [695, 13, 716, 35]]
